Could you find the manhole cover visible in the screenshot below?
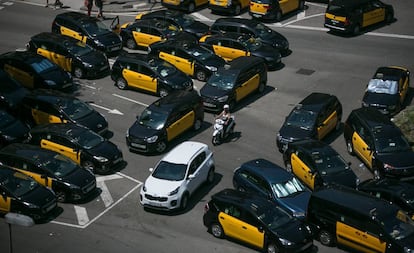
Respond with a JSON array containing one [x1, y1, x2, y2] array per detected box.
[[296, 68, 315, 75]]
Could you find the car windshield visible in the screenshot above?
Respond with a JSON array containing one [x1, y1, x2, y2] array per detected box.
[[272, 177, 306, 198], [240, 37, 262, 51], [60, 99, 94, 120], [139, 108, 168, 130], [66, 41, 94, 57], [68, 128, 104, 149], [375, 134, 411, 153], [82, 21, 110, 36], [187, 46, 215, 60], [1, 172, 38, 197], [207, 70, 237, 90], [30, 59, 56, 73], [152, 161, 187, 181], [41, 154, 78, 178], [313, 153, 349, 174], [285, 108, 317, 130], [0, 111, 16, 128], [257, 205, 293, 230], [173, 14, 195, 26], [149, 59, 177, 77], [367, 79, 398, 95], [385, 210, 414, 241]]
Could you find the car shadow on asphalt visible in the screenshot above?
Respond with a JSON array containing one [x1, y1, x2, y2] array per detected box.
[[229, 85, 276, 114]]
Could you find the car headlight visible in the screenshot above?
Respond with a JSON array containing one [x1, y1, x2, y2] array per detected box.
[[146, 135, 158, 143], [23, 201, 38, 209], [361, 101, 369, 107], [384, 163, 395, 170], [94, 40, 104, 47], [279, 238, 293, 246], [126, 129, 129, 138], [217, 96, 228, 102], [45, 80, 57, 86], [82, 62, 93, 68], [404, 247, 412, 253], [93, 156, 108, 163], [292, 211, 305, 218], [2, 135, 15, 141], [205, 65, 217, 72], [169, 187, 179, 196], [276, 132, 282, 141], [64, 182, 80, 190]]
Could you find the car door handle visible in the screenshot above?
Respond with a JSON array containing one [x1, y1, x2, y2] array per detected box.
[[242, 226, 247, 229], [220, 216, 225, 220]]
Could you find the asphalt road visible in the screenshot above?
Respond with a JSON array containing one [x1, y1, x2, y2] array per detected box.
[[0, 1, 413, 252]]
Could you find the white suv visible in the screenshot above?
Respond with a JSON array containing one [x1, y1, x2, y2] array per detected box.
[[140, 141, 215, 211]]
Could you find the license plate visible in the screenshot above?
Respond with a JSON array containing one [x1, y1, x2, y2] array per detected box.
[[131, 143, 146, 149], [203, 102, 216, 108], [252, 13, 262, 18]]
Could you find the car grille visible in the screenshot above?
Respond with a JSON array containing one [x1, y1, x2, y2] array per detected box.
[[42, 200, 56, 213], [145, 194, 167, 202], [82, 180, 96, 194]]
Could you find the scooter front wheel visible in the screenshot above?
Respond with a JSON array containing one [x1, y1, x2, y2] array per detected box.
[[212, 135, 220, 146]]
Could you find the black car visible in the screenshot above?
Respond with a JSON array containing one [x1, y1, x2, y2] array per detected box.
[[0, 165, 58, 223], [148, 40, 225, 81], [21, 89, 108, 135], [362, 66, 410, 116], [283, 139, 359, 190], [203, 188, 314, 253], [27, 32, 110, 79], [210, 18, 289, 54], [29, 123, 124, 174], [344, 107, 414, 179], [126, 90, 204, 154], [135, 10, 210, 39], [0, 143, 97, 203], [0, 51, 73, 91], [111, 53, 193, 97], [276, 92, 342, 152], [51, 11, 123, 55], [199, 32, 282, 69], [0, 109, 31, 148], [357, 178, 414, 220], [119, 19, 197, 50], [0, 69, 29, 112]]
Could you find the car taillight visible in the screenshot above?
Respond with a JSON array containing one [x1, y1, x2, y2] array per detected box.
[[264, 5, 271, 9], [250, 2, 253, 6], [204, 203, 209, 213]]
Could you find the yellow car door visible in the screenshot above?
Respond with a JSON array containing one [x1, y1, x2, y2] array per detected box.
[[3, 64, 35, 89], [195, 0, 208, 6], [137, 66, 157, 94], [31, 108, 66, 125], [290, 153, 315, 189], [14, 167, 53, 188], [161, 51, 194, 77], [336, 222, 386, 253], [122, 68, 140, 90], [279, 0, 297, 14], [0, 194, 11, 212], [218, 212, 243, 240], [60, 26, 87, 43], [317, 111, 338, 140], [351, 132, 373, 169], [40, 139, 81, 165], [166, 110, 194, 141], [235, 73, 260, 102], [237, 218, 265, 249]]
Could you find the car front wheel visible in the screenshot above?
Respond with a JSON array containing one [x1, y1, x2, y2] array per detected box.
[[73, 66, 84, 79], [126, 38, 137, 50], [155, 140, 167, 153], [319, 230, 335, 246], [266, 243, 280, 253], [56, 190, 67, 203], [210, 223, 224, 238], [116, 77, 128, 90], [195, 69, 207, 81]]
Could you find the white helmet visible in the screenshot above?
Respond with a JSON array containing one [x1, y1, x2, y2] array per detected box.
[[223, 104, 230, 109]]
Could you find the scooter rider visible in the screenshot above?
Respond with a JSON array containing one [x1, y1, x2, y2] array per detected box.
[[215, 104, 231, 134]]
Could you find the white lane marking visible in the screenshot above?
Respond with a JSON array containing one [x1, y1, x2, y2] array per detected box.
[[96, 174, 123, 182], [297, 10, 306, 19], [0, 6, 4, 10], [117, 172, 141, 184], [281, 12, 325, 27], [306, 1, 327, 8], [97, 180, 114, 208], [190, 12, 212, 22], [74, 206, 89, 226], [3, 2, 13, 5], [284, 24, 328, 32], [90, 103, 124, 115], [80, 83, 97, 90], [112, 93, 149, 107]]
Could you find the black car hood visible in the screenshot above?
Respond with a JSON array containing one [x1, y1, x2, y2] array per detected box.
[[78, 50, 108, 66], [321, 169, 357, 188], [270, 220, 311, 244], [93, 32, 121, 46], [279, 124, 314, 142], [62, 167, 95, 188], [88, 140, 121, 159], [21, 185, 55, 206], [363, 92, 399, 107], [74, 110, 108, 134], [39, 68, 72, 86], [184, 22, 209, 37], [1, 118, 30, 140], [1, 87, 29, 110], [376, 151, 414, 168], [200, 84, 230, 100], [198, 55, 225, 68], [396, 234, 414, 251], [128, 121, 160, 139]]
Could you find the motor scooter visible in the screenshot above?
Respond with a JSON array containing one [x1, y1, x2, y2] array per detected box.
[[212, 115, 235, 145]]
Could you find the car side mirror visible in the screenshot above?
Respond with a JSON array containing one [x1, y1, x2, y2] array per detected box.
[[258, 226, 264, 233], [149, 167, 154, 173], [188, 174, 195, 179]]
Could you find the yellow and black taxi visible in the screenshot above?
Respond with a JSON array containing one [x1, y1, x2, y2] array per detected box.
[[27, 32, 110, 79], [120, 19, 196, 50], [0, 143, 97, 203], [51, 11, 122, 55], [324, 0, 394, 35], [276, 92, 342, 153], [0, 109, 31, 148], [357, 178, 414, 220], [200, 56, 267, 113], [0, 165, 58, 223], [0, 51, 73, 91], [283, 139, 359, 190], [161, 0, 208, 13], [135, 10, 210, 39], [344, 107, 414, 179], [203, 188, 315, 253], [148, 40, 225, 81], [0, 69, 29, 112], [20, 89, 108, 135], [199, 32, 281, 69], [307, 184, 414, 252], [362, 66, 410, 116], [110, 53, 193, 97], [126, 90, 204, 154], [28, 123, 124, 175], [249, 0, 305, 21], [210, 18, 289, 54], [209, 0, 251, 15]]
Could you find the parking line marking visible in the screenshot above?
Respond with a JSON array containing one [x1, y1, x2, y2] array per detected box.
[[112, 93, 149, 107], [97, 181, 114, 208], [3, 2, 13, 5], [191, 12, 212, 22], [74, 206, 90, 226], [96, 174, 123, 182], [0, 6, 4, 10]]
